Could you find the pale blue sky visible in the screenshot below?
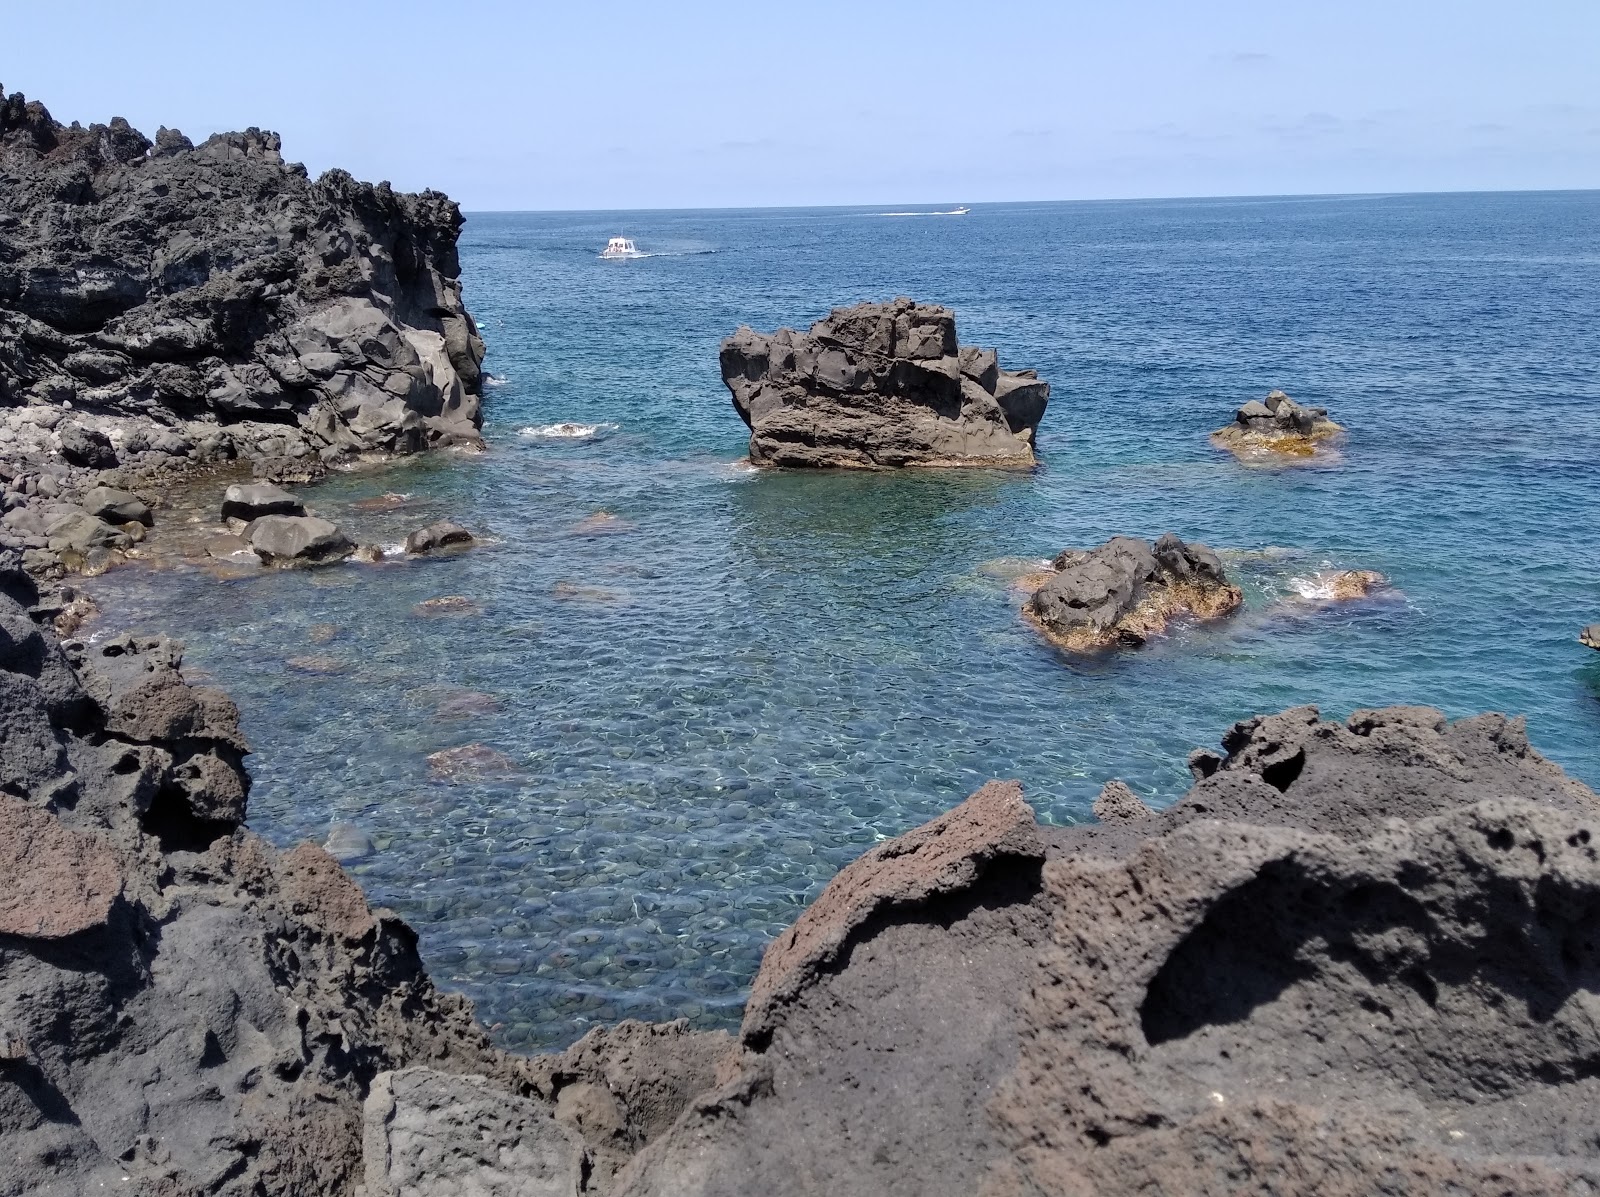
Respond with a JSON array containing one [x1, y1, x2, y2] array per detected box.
[[7, 1, 1598, 210]]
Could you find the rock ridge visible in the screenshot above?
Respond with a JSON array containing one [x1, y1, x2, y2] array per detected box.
[[0, 85, 487, 576]]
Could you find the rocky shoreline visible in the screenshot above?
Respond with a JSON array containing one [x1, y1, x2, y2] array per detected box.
[[7, 551, 1600, 1194], [0, 86, 485, 579]]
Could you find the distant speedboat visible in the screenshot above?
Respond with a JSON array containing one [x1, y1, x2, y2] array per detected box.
[[950, 205, 970, 215], [600, 236, 643, 259]]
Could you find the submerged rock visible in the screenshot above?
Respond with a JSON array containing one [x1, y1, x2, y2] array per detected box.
[[404, 519, 475, 554], [323, 822, 376, 863], [1025, 533, 1243, 651], [249, 514, 354, 566], [720, 297, 1049, 468], [426, 742, 517, 780], [1286, 567, 1390, 603], [1211, 389, 1342, 460], [412, 594, 482, 617]]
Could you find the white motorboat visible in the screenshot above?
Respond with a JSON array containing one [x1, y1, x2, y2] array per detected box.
[[600, 236, 643, 259]]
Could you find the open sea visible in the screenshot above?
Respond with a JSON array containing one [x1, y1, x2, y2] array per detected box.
[[87, 192, 1600, 1049]]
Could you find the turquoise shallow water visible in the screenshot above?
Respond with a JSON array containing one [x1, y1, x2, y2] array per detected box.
[[89, 192, 1600, 1049]]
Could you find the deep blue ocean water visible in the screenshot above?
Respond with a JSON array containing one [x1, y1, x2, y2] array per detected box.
[[89, 192, 1600, 1049]]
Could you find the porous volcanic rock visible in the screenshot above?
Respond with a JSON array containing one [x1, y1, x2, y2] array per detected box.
[[405, 519, 474, 554], [1024, 533, 1242, 651], [1091, 779, 1152, 824], [611, 706, 1600, 1197], [720, 297, 1049, 468], [0, 84, 486, 575], [0, 553, 500, 1195], [1211, 389, 1342, 460]]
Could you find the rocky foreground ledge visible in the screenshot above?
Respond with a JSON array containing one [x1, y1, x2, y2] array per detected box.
[[0, 86, 486, 576], [6, 549, 1600, 1194], [720, 298, 1049, 468]]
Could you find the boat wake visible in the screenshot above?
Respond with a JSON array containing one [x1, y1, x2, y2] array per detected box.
[[519, 422, 619, 442], [877, 207, 971, 217]]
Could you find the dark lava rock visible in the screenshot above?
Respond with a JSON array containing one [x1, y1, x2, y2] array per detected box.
[[405, 519, 474, 554], [0, 557, 503, 1195], [56, 423, 118, 468], [0, 86, 485, 458], [1212, 389, 1343, 460], [1025, 533, 1243, 652], [248, 514, 354, 566], [221, 481, 305, 520], [720, 297, 1049, 468], [612, 706, 1600, 1197]]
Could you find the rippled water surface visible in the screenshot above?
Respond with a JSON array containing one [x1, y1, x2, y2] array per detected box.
[[88, 193, 1600, 1049]]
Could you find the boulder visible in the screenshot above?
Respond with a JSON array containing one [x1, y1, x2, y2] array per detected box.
[[248, 514, 354, 566], [404, 519, 474, 554], [221, 481, 304, 520], [719, 297, 1049, 468], [1212, 389, 1343, 460], [57, 423, 118, 468], [80, 485, 152, 526], [0, 794, 123, 938], [45, 510, 132, 554], [1025, 533, 1243, 651], [1581, 625, 1600, 651]]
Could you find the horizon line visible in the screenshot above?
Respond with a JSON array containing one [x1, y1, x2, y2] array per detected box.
[[460, 185, 1600, 217]]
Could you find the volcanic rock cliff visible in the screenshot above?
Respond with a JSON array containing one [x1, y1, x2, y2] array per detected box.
[[720, 298, 1049, 468], [0, 85, 486, 572]]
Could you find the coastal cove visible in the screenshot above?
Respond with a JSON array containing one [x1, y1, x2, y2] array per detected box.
[[83, 191, 1600, 1051]]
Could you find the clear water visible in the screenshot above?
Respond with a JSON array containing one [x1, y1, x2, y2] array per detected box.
[[87, 192, 1600, 1050]]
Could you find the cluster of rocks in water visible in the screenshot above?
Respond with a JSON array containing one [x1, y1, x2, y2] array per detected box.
[[1210, 389, 1342, 460], [720, 298, 1050, 468], [0, 85, 486, 578], [8, 549, 1600, 1195], [1023, 533, 1243, 652]]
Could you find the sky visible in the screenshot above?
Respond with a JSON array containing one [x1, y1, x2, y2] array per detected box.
[[5, 1, 1598, 210]]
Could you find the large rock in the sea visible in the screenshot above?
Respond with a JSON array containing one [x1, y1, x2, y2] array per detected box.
[[0, 86, 486, 477], [613, 706, 1600, 1196], [1025, 533, 1242, 651], [1211, 389, 1342, 460], [720, 297, 1049, 468], [248, 514, 354, 566]]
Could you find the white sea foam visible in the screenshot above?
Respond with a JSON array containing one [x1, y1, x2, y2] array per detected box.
[[1286, 575, 1338, 601], [519, 422, 618, 441], [482, 374, 510, 389], [878, 208, 970, 217]]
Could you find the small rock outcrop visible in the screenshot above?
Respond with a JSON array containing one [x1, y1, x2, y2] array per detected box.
[[720, 298, 1049, 468], [405, 519, 474, 554], [1092, 779, 1153, 823], [1024, 533, 1243, 652], [222, 481, 306, 521], [0, 85, 487, 577], [1581, 625, 1599, 651], [1211, 389, 1342, 460]]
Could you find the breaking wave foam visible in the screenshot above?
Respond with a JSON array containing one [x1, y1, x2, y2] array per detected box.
[[519, 422, 619, 441]]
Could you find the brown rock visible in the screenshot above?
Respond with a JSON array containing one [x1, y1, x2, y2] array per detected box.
[[0, 794, 122, 938], [1092, 779, 1153, 824], [741, 779, 1043, 1043], [274, 842, 377, 941]]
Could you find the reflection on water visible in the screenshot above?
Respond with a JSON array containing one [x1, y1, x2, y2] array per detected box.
[[84, 193, 1600, 1049]]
